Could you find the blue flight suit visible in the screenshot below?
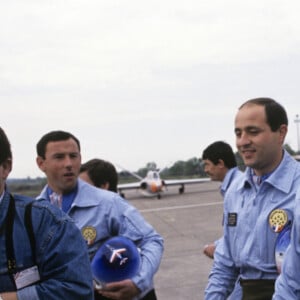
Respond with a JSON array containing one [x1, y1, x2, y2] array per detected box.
[[215, 167, 243, 300], [205, 150, 300, 299], [37, 179, 164, 300]]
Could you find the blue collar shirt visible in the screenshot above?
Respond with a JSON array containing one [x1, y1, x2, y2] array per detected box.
[[220, 167, 243, 197]]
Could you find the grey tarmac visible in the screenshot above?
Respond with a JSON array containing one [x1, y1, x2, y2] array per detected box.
[[125, 181, 223, 300]]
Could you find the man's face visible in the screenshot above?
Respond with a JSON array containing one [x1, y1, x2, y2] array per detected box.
[[234, 104, 287, 175], [0, 159, 12, 194], [203, 159, 225, 182], [37, 138, 81, 194]]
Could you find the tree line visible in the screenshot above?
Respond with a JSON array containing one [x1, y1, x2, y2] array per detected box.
[[119, 143, 299, 181], [8, 143, 300, 191]]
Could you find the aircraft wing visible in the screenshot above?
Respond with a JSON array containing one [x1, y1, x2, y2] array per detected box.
[[117, 178, 210, 191], [163, 177, 211, 186], [118, 182, 141, 191]]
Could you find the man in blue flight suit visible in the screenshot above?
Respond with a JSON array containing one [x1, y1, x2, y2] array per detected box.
[[79, 158, 160, 299], [35, 130, 164, 300], [205, 98, 300, 300], [0, 127, 93, 300], [202, 141, 243, 300], [202, 140, 242, 259]]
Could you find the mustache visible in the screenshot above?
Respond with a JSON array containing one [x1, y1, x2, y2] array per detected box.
[[240, 145, 255, 151]]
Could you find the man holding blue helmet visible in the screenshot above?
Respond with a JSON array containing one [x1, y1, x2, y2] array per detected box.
[[36, 130, 164, 300]]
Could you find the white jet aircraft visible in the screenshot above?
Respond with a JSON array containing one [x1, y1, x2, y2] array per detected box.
[[117, 169, 210, 199]]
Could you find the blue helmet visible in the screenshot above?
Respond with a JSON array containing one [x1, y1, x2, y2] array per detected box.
[[91, 236, 141, 284]]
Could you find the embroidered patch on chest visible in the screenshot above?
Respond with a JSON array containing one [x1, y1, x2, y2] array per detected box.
[[82, 226, 97, 245], [269, 209, 288, 233]]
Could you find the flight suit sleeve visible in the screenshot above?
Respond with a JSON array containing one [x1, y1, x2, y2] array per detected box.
[[110, 195, 164, 294], [205, 236, 239, 300]]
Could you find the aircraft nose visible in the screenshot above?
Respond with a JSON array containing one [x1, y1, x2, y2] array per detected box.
[[151, 182, 161, 192]]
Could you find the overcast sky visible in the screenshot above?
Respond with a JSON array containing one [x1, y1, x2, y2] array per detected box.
[[1, 0, 300, 178]]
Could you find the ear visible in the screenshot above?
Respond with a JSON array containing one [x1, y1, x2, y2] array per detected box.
[[36, 156, 46, 172], [1, 158, 12, 179], [278, 124, 288, 143], [101, 182, 110, 190], [217, 159, 225, 168]]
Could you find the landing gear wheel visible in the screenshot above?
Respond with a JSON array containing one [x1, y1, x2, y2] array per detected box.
[[179, 186, 184, 194]]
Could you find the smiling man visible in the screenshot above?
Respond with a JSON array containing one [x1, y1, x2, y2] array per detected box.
[[204, 98, 300, 300]]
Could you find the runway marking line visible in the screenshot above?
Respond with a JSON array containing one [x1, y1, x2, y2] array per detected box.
[[140, 201, 223, 213]]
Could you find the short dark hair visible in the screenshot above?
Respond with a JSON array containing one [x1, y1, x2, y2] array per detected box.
[[80, 159, 118, 192], [36, 130, 81, 158], [0, 127, 12, 165], [202, 141, 237, 169], [240, 97, 288, 131]]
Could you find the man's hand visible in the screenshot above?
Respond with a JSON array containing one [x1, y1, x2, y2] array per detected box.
[[203, 243, 216, 259], [0, 292, 18, 300], [96, 279, 140, 300]]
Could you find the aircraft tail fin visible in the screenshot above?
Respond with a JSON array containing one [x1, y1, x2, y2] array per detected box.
[[116, 164, 143, 181]]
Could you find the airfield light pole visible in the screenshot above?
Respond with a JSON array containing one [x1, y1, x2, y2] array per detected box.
[[295, 114, 300, 153]]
